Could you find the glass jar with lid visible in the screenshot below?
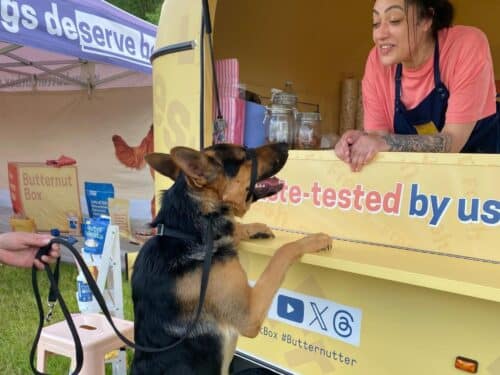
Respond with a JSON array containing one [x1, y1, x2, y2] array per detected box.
[[271, 81, 297, 108], [271, 90, 297, 108], [295, 111, 321, 149], [263, 105, 295, 145]]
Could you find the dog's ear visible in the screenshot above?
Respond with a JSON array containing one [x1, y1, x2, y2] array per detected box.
[[170, 147, 219, 188], [145, 153, 179, 180]]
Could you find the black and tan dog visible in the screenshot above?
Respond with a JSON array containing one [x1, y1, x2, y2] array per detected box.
[[131, 143, 331, 375]]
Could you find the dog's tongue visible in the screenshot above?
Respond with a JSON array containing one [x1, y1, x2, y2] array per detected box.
[[253, 176, 284, 200]]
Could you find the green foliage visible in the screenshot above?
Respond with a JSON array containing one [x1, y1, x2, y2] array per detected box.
[[107, 0, 163, 25]]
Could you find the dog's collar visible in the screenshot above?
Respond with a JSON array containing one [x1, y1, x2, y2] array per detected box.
[[245, 147, 258, 202], [157, 223, 198, 241]]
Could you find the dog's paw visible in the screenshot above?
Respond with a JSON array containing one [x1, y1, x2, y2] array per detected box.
[[292, 233, 332, 254], [245, 223, 275, 240], [250, 231, 273, 239]]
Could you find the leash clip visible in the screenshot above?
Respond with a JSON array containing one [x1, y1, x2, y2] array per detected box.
[[45, 300, 57, 323]]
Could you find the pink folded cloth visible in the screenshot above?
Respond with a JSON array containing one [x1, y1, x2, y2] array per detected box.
[[46, 155, 77, 167], [212, 59, 245, 145]]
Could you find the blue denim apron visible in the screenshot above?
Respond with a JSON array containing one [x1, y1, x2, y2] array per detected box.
[[394, 41, 500, 153]]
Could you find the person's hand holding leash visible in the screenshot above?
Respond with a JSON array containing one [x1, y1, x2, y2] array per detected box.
[[0, 232, 60, 270]]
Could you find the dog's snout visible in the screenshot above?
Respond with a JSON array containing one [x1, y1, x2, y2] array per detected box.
[[253, 142, 289, 181], [273, 142, 289, 168], [278, 142, 289, 153], [269, 142, 288, 161]]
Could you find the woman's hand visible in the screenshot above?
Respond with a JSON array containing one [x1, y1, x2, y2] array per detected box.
[[349, 133, 389, 172], [335, 130, 389, 172], [0, 232, 60, 270], [334, 130, 365, 163]]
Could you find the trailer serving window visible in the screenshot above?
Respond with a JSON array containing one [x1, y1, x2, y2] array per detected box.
[[152, 1, 500, 374]]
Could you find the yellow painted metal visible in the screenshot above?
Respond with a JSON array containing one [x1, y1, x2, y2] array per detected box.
[[243, 151, 500, 262], [235, 153, 500, 374], [152, 0, 217, 196], [238, 237, 500, 375], [240, 233, 500, 304]]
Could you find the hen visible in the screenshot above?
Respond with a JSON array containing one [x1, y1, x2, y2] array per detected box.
[[112, 124, 155, 218]]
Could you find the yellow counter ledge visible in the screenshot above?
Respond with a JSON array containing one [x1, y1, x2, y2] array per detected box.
[[288, 149, 500, 166], [238, 231, 500, 304]]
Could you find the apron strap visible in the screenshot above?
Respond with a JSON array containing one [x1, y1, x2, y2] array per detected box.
[[395, 39, 443, 108]]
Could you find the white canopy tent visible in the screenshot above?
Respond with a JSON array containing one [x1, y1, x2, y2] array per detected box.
[[0, 0, 157, 233]]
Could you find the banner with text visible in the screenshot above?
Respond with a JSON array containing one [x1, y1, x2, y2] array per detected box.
[[0, 0, 156, 73], [8, 162, 82, 232], [243, 153, 500, 262]]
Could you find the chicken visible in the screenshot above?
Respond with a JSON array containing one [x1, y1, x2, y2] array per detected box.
[[112, 124, 156, 218], [112, 124, 154, 173]]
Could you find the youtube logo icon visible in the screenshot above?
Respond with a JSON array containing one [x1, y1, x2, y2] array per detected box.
[[277, 294, 304, 323]]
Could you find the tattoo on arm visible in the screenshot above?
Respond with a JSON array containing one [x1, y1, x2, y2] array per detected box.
[[382, 133, 452, 152]]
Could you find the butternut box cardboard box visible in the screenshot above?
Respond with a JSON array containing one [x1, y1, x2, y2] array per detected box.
[[8, 162, 82, 232]]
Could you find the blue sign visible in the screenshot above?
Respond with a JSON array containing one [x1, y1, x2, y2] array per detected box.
[[277, 294, 304, 323], [268, 288, 363, 347]]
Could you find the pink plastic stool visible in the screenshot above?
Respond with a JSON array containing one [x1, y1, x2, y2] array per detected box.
[[36, 313, 134, 375]]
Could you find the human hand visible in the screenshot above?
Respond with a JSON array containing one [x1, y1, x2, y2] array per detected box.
[[334, 130, 365, 163], [349, 133, 389, 172], [0, 232, 60, 270]]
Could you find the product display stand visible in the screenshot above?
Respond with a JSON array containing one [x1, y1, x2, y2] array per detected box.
[[78, 224, 127, 375]]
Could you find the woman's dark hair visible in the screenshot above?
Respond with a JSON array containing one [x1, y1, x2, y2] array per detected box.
[[406, 0, 454, 37]]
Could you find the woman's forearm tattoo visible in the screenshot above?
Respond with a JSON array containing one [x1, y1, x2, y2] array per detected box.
[[382, 133, 452, 152]]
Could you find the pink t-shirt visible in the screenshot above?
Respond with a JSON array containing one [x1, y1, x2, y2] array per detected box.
[[363, 25, 497, 132]]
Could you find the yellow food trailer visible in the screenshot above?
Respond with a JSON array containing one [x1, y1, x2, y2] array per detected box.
[[151, 1, 500, 374]]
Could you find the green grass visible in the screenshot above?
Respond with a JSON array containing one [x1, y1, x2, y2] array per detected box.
[[0, 263, 134, 374]]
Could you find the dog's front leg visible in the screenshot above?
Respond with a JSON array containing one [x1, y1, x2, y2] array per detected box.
[[237, 232, 331, 337], [234, 222, 274, 245]]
